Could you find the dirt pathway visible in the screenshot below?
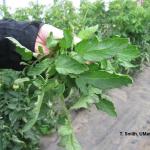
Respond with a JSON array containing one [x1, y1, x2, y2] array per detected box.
[[41, 67, 150, 150]]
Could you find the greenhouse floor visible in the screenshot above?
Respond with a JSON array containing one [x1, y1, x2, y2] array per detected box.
[[40, 66, 150, 150]]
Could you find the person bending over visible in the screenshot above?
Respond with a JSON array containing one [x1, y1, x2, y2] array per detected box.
[[0, 19, 80, 70]]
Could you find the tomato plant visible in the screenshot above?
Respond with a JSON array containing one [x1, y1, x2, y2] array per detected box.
[[0, 26, 140, 149]]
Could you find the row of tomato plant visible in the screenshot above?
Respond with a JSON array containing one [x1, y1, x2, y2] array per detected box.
[[0, 0, 149, 68]]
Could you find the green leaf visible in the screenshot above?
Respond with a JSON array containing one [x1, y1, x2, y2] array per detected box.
[[117, 45, 140, 61], [22, 91, 44, 132], [88, 86, 102, 95], [78, 25, 98, 40], [54, 84, 65, 95], [58, 122, 81, 150], [43, 79, 58, 92], [7, 37, 33, 61], [75, 76, 88, 94], [70, 94, 99, 110], [27, 58, 53, 76], [70, 52, 85, 63], [59, 134, 81, 150], [55, 55, 89, 75], [76, 37, 137, 62], [76, 71, 132, 91], [58, 124, 73, 136], [46, 32, 58, 48], [100, 59, 107, 69], [62, 134, 81, 150], [75, 37, 99, 56], [33, 77, 45, 88], [101, 60, 115, 72], [59, 30, 73, 49], [96, 98, 117, 117]]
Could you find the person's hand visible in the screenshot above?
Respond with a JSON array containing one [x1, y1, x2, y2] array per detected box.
[[34, 24, 81, 55]]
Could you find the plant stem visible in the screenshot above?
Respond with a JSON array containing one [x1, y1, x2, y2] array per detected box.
[[61, 95, 72, 127]]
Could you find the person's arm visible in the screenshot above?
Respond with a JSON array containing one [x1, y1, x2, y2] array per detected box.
[[0, 19, 81, 70], [0, 19, 43, 70]]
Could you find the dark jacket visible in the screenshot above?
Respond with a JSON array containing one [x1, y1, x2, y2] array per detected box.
[[0, 19, 43, 70]]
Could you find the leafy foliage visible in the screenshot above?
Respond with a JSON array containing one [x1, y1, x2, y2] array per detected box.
[[0, 70, 40, 149], [107, 0, 150, 66], [0, 26, 140, 150], [78, 25, 98, 40], [58, 121, 81, 150], [55, 55, 89, 75], [6, 37, 33, 61], [96, 97, 117, 117], [0, 0, 148, 149]]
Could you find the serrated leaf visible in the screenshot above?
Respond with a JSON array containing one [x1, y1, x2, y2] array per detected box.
[[22, 91, 44, 132], [76, 71, 132, 92], [70, 94, 99, 110], [76, 77, 88, 95], [117, 45, 140, 61], [59, 134, 81, 150], [76, 37, 139, 62], [70, 52, 85, 63], [7, 37, 33, 61], [58, 125, 73, 136], [75, 37, 99, 56], [78, 25, 98, 40], [27, 58, 53, 76], [58, 123, 81, 150], [96, 98, 117, 117], [55, 55, 89, 75], [65, 135, 81, 150]]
